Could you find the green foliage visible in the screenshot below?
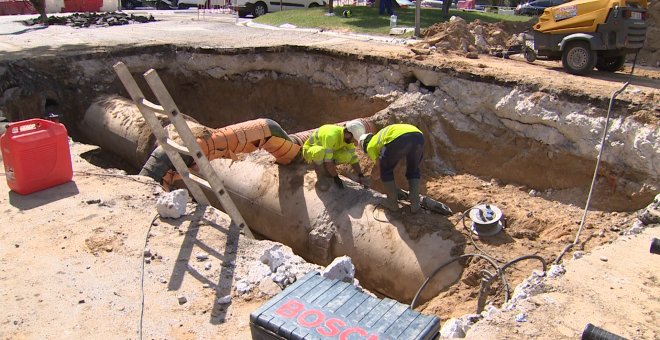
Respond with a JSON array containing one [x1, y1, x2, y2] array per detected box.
[[253, 6, 530, 35]]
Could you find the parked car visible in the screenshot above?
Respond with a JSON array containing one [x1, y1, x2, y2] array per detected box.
[[514, 0, 565, 15], [237, 0, 325, 17]]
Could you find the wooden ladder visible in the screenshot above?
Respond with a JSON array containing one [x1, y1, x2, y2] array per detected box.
[[113, 61, 252, 237]]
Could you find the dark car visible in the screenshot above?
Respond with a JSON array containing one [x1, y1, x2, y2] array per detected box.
[[514, 0, 564, 16]]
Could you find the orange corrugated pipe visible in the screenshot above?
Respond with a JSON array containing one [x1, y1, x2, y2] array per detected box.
[[160, 118, 374, 190]]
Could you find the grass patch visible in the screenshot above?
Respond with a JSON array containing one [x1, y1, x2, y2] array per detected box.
[[253, 6, 532, 35]]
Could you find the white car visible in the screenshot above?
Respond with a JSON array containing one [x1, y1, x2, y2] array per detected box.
[[236, 0, 326, 17]]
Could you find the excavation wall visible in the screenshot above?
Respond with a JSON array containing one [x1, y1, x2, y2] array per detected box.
[[0, 45, 657, 211]]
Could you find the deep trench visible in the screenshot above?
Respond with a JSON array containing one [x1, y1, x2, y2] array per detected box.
[[1, 45, 657, 313]]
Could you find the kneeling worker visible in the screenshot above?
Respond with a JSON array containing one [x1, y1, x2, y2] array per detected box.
[[302, 120, 367, 191], [359, 123, 424, 213]]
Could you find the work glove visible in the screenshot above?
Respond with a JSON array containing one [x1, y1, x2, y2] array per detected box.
[[333, 176, 344, 189]]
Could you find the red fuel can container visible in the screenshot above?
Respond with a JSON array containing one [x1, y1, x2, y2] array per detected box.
[[0, 118, 73, 195]]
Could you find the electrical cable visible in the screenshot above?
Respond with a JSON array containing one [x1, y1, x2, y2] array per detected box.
[[74, 171, 165, 189], [555, 52, 639, 265], [139, 213, 160, 340], [411, 205, 549, 312]]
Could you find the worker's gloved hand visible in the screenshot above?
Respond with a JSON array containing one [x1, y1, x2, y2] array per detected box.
[[333, 176, 344, 189]]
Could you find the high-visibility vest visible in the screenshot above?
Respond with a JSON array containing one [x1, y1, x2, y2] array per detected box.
[[305, 124, 355, 161], [366, 124, 422, 161]]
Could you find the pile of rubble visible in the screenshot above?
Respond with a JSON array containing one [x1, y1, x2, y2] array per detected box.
[[416, 16, 533, 58], [23, 11, 156, 28], [639, 0, 659, 67]]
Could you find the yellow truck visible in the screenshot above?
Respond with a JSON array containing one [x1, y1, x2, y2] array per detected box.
[[522, 0, 648, 75]]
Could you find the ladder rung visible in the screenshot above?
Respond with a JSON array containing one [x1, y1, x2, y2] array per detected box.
[[188, 173, 212, 191], [161, 138, 192, 156], [138, 98, 166, 114]]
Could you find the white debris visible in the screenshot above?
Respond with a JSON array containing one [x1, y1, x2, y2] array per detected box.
[[547, 264, 566, 278], [321, 256, 355, 283], [626, 220, 645, 235], [216, 295, 232, 304], [599, 256, 608, 262], [195, 252, 209, 261], [515, 312, 527, 322], [204, 262, 212, 270], [156, 189, 188, 219], [260, 245, 286, 272], [246, 261, 273, 284], [235, 280, 252, 295], [572, 251, 583, 259], [440, 318, 466, 338]]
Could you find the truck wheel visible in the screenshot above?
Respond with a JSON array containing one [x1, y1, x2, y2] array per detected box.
[[562, 41, 596, 76], [596, 55, 625, 72], [252, 2, 267, 17], [524, 48, 537, 63]]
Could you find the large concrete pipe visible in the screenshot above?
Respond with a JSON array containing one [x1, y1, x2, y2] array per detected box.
[[79, 95, 158, 169], [209, 153, 463, 303], [80, 96, 461, 303]]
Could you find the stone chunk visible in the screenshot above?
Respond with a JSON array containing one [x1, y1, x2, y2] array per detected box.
[[156, 189, 188, 219], [321, 256, 355, 283]]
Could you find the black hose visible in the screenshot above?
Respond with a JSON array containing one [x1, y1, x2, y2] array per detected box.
[[555, 52, 639, 265], [410, 253, 503, 310]]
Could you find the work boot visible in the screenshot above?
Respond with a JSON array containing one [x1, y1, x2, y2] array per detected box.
[[382, 181, 400, 212], [313, 163, 330, 192], [408, 179, 421, 214]]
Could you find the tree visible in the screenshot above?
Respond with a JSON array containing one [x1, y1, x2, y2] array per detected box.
[[441, 0, 450, 15], [28, 0, 48, 25]]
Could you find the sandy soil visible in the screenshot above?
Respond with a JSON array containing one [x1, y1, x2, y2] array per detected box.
[[0, 11, 659, 339], [0, 143, 319, 339]]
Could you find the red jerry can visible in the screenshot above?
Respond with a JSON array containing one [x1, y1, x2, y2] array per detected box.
[[0, 119, 73, 195]]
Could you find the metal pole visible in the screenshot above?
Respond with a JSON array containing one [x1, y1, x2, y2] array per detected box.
[[414, 0, 420, 37]]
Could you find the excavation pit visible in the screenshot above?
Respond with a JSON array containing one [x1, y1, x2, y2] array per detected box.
[[1, 45, 657, 321]]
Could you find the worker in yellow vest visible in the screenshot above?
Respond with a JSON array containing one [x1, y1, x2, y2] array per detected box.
[[359, 123, 424, 213], [302, 120, 367, 191]]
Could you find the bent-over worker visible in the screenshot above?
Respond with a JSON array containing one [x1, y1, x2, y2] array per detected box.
[[359, 123, 424, 213], [302, 120, 367, 191]]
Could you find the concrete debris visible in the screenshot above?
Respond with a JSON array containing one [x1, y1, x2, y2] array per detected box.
[[440, 318, 466, 338], [217, 295, 232, 304], [637, 193, 660, 225], [177, 296, 187, 305], [599, 256, 608, 262], [260, 245, 285, 272], [515, 313, 527, 322], [204, 263, 212, 270], [507, 270, 548, 307], [195, 252, 209, 261], [320, 256, 356, 284], [547, 264, 566, 278], [235, 280, 252, 295], [156, 189, 188, 219], [23, 12, 156, 28], [572, 251, 584, 259], [420, 17, 532, 58], [258, 277, 282, 297], [246, 261, 273, 284]]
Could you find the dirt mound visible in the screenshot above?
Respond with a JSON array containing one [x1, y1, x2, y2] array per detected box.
[[639, 0, 660, 67], [418, 16, 534, 55]]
